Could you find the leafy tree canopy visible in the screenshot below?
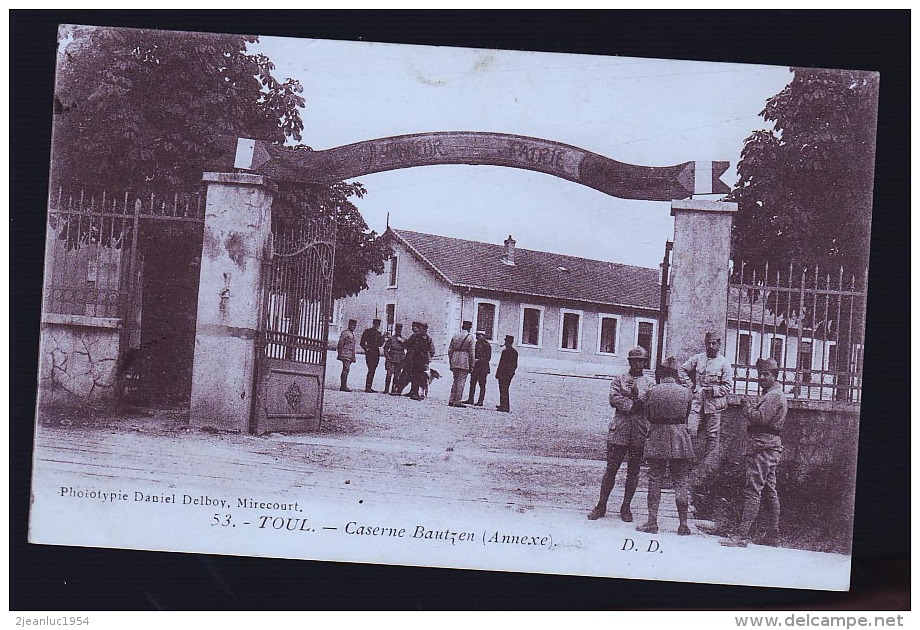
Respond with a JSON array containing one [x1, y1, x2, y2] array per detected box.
[[729, 67, 879, 274], [51, 25, 389, 299]]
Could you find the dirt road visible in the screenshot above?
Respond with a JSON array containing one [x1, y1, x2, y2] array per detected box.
[[29, 360, 852, 590]]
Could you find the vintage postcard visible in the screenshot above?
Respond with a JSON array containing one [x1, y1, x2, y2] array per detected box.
[[28, 26, 878, 591]]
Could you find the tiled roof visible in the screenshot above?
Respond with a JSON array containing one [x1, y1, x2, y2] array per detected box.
[[390, 228, 661, 311]]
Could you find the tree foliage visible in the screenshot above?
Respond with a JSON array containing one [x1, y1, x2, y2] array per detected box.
[[51, 25, 389, 298], [729, 68, 879, 273]]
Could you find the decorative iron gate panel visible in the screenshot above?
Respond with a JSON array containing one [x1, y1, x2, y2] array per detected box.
[[253, 216, 336, 434]]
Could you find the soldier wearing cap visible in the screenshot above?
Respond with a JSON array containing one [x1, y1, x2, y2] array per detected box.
[[399, 321, 435, 401], [336, 319, 358, 392], [637, 357, 695, 535], [720, 357, 787, 548], [447, 320, 476, 407], [464, 330, 492, 407], [391, 322, 421, 396], [588, 346, 655, 522], [679, 330, 734, 508], [383, 323, 406, 394], [494, 335, 518, 412], [360, 318, 385, 393]]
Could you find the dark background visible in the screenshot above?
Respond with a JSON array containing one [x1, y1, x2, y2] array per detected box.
[[11, 10, 909, 610]]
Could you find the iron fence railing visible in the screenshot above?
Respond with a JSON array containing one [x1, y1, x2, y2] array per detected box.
[[43, 188, 204, 319], [727, 261, 867, 404]]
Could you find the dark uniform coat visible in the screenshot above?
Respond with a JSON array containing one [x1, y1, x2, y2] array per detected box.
[[403, 332, 435, 372], [360, 327, 384, 358], [472, 338, 492, 376], [495, 346, 518, 381]]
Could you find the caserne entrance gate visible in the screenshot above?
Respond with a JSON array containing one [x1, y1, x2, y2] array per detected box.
[[253, 215, 336, 434], [190, 135, 737, 433]]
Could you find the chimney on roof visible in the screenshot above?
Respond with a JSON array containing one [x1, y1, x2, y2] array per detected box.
[[502, 235, 517, 265]]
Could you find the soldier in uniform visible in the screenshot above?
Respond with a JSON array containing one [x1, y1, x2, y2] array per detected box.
[[464, 330, 492, 406], [360, 318, 385, 393], [399, 322, 436, 401], [390, 322, 420, 397], [494, 335, 518, 412], [637, 357, 695, 535], [336, 319, 358, 392], [382, 323, 406, 394], [679, 331, 734, 508], [720, 357, 787, 548], [588, 346, 655, 522], [447, 320, 475, 407]]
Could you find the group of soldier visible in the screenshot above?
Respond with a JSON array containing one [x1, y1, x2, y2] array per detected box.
[[445, 320, 518, 412], [336, 318, 434, 400], [338, 320, 787, 548], [335, 317, 519, 410], [587, 331, 788, 549]]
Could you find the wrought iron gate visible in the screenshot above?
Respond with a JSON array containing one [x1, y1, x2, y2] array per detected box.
[[252, 216, 336, 434], [44, 189, 205, 407]]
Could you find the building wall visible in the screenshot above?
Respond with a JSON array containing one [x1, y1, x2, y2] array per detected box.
[[336, 240, 456, 358], [38, 315, 122, 409], [459, 290, 659, 375], [339, 241, 663, 375], [718, 399, 860, 551]]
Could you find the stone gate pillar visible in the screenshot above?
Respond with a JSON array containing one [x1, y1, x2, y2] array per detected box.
[[664, 199, 737, 363], [189, 172, 275, 432]]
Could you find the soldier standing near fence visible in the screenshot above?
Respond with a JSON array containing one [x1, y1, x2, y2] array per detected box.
[[720, 357, 787, 548], [679, 331, 734, 513], [588, 346, 655, 523], [637, 357, 694, 535]]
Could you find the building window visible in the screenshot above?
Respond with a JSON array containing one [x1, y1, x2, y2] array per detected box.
[[770, 337, 785, 365], [597, 315, 619, 355], [559, 309, 582, 351], [387, 256, 398, 288], [520, 305, 544, 347], [384, 303, 396, 335], [635, 319, 655, 359], [737, 333, 752, 364], [473, 298, 500, 342], [825, 342, 838, 372], [799, 341, 814, 377]]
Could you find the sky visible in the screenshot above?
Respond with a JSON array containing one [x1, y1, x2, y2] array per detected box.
[[252, 36, 792, 270]]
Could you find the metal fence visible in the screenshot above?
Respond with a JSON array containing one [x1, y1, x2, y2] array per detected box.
[[44, 188, 206, 405], [43, 188, 205, 319], [727, 261, 867, 403]]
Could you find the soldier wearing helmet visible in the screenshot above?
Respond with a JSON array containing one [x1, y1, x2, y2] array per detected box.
[[720, 357, 787, 548], [627, 347, 647, 360], [678, 330, 734, 515], [587, 345, 655, 522]]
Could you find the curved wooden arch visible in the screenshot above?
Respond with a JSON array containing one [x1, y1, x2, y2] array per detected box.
[[237, 132, 729, 201]]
